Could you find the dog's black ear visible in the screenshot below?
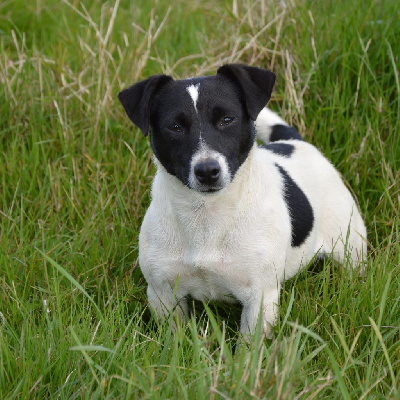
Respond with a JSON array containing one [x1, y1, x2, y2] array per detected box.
[[118, 74, 173, 136], [217, 64, 276, 120]]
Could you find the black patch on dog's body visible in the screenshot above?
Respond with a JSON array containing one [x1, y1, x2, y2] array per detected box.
[[262, 143, 295, 157], [275, 164, 314, 247], [270, 124, 303, 141]]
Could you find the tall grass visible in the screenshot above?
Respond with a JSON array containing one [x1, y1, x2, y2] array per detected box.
[[0, 0, 399, 398]]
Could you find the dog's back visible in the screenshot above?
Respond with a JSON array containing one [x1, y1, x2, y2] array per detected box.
[[255, 107, 366, 271]]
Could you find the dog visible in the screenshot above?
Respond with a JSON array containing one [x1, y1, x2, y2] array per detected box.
[[118, 64, 367, 338]]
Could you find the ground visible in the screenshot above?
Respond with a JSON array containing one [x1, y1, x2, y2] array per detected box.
[[0, 0, 399, 398]]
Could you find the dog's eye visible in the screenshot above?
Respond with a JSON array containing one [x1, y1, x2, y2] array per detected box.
[[168, 123, 183, 133], [219, 117, 234, 127]]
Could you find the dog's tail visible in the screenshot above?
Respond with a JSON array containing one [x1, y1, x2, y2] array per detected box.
[[255, 108, 302, 144]]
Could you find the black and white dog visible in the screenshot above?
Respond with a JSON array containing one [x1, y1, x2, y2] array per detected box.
[[118, 64, 367, 338]]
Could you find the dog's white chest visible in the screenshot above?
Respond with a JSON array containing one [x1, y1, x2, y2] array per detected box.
[[157, 216, 244, 301], [181, 257, 236, 302], [139, 174, 287, 305]]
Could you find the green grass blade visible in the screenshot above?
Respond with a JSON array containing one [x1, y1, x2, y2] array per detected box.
[[36, 248, 104, 320]]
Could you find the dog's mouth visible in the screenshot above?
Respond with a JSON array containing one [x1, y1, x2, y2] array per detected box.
[[192, 185, 224, 194], [204, 187, 222, 193], [186, 180, 226, 194]]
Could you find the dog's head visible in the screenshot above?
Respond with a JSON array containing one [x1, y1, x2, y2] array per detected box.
[[118, 64, 275, 193]]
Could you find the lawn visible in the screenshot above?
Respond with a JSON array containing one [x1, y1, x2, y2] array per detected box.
[[0, 0, 399, 398]]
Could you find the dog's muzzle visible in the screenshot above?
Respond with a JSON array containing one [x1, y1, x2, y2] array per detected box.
[[194, 158, 221, 186], [189, 150, 231, 193]]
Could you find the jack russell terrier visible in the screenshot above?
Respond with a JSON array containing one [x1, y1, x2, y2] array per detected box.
[[118, 64, 367, 338]]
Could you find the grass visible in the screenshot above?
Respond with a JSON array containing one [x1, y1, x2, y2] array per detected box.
[[0, 0, 399, 398]]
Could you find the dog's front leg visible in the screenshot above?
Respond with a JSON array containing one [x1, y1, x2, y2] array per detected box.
[[147, 284, 189, 323], [240, 285, 280, 339]]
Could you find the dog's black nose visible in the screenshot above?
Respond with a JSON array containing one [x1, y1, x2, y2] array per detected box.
[[194, 159, 221, 185]]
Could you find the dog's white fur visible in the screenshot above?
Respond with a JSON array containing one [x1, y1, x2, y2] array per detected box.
[[139, 108, 367, 338]]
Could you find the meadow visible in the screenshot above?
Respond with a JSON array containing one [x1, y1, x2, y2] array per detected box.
[[0, 0, 399, 398]]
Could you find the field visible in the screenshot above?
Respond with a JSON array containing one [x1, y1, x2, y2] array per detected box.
[[0, 0, 399, 398]]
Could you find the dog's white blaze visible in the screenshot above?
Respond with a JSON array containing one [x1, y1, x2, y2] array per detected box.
[[186, 83, 200, 112]]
